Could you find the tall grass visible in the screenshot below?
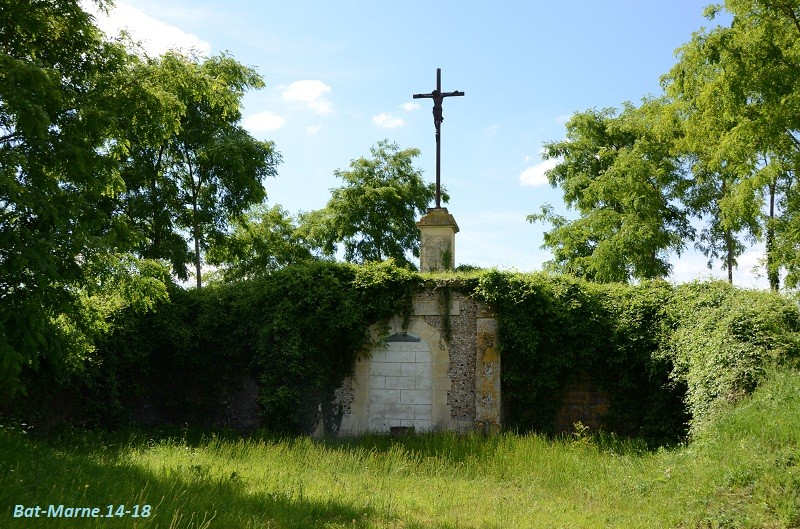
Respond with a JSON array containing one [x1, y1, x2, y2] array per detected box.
[[3, 369, 800, 528]]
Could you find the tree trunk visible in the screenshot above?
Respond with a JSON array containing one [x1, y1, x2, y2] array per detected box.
[[725, 227, 734, 283], [194, 223, 202, 289], [186, 152, 202, 289], [767, 179, 779, 292], [722, 179, 733, 284]]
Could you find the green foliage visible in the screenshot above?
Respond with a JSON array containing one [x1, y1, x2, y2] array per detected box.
[[206, 204, 317, 282], [118, 52, 281, 288], [661, 281, 800, 431], [89, 261, 421, 434], [529, 100, 692, 283], [664, 0, 800, 290], [0, 0, 171, 400], [474, 271, 800, 439], [4, 370, 800, 528], [302, 140, 445, 268], [474, 271, 686, 443], [686, 368, 800, 527]]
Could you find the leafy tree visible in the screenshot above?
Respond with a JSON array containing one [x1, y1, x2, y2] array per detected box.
[[206, 204, 317, 281], [118, 52, 281, 288], [0, 0, 169, 398], [664, 0, 800, 290], [303, 140, 445, 268], [528, 101, 692, 282]]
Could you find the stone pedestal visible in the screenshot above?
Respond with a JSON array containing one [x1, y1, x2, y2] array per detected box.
[[416, 207, 459, 272]]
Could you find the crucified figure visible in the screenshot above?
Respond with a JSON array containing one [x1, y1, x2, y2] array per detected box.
[[431, 89, 444, 130]]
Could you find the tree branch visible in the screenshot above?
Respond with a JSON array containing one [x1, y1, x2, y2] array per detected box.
[[772, 1, 800, 36], [786, 129, 800, 152], [0, 131, 20, 144]]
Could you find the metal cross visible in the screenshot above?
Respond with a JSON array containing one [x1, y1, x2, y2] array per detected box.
[[413, 68, 464, 209]]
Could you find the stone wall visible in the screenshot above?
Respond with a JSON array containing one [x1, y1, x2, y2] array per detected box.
[[335, 288, 500, 435]]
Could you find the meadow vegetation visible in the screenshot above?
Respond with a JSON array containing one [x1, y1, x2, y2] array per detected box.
[[3, 368, 800, 529]]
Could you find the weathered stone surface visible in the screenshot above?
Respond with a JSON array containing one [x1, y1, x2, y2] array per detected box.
[[475, 315, 501, 428], [334, 289, 500, 435], [417, 208, 458, 272], [413, 299, 461, 316], [416, 207, 460, 230]]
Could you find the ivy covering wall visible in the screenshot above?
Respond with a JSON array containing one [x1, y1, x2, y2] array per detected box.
[[472, 271, 800, 440], [78, 261, 420, 434], [8, 263, 800, 442]]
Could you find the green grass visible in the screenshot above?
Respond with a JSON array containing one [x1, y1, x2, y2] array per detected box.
[[3, 370, 800, 529]]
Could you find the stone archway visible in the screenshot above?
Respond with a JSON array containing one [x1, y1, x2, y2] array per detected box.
[[367, 332, 433, 431], [337, 316, 453, 435]]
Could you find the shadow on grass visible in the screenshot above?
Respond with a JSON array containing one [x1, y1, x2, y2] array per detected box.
[[313, 428, 654, 465], [0, 427, 376, 529]]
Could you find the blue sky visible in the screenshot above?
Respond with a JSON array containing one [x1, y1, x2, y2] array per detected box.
[[84, 0, 769, 287]]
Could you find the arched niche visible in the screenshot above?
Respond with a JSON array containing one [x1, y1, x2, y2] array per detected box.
[[339, 317, 452, 434]]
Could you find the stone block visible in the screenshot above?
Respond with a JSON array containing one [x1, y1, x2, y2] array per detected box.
[[384, 350, 416, 363], [369, 363, 403, 377], [415, 350, 433, 363], [369, 389, 400, 404], [433, 377, 450, 391], [369, 417, 395, 431], [410, 363, 432, 378], [399, 342, 426, 352], [369, 349, 388, 363], [432, 362, 449, 378], [369, 376, 386, 390], [412, 419, 431, 431], [385, 376, 416, 390], [414, 405, 432, 420], [415, 377, 432, 390], [382, 402, 415, 420], [400, 389, 432, 405]]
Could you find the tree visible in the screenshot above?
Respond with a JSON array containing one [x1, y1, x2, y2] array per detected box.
[[0, 0, 169, 398], [303, 140, 445, 268], [118, 52, 281, 288], [206, 204, 317, 281], [528, 101, 692, 282], [663, 0, 800, 290]]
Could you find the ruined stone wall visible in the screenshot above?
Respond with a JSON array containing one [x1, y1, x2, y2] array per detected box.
[[416, 290, 477, 428], [335, 288, 500, 435]]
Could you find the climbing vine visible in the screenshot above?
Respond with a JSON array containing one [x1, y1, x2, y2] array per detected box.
[[436, 282, 453, 343], [83, 260, 421, 434], [11, 262, 800, 444], [473, 271, 800, 441]]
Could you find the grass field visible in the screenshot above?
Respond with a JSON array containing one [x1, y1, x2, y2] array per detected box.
[[2, 370, 800, 529]]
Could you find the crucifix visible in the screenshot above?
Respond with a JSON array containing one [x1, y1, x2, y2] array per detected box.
[[413, 68, 464, 209]]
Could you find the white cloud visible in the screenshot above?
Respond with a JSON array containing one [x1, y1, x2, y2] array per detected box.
[[737, 249, 764, 273], [554, 114, 572, 124], [81, 0, 211, 56], [372, 113, 405, 129], [281, 80, 333, 115], [486, 125, 499, 138], [400, 102, 420, 111], [305, 125, 323, 136], [243, 111, 285, 133], [519, 156, 559, 187]]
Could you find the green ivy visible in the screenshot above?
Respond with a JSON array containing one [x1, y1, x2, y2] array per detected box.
[[660, 281, 800, 433], [81, 261, 420, 434], [473, 272, 800, 442], [473, 271, 686, 442], [11, 262, 800, 444]]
